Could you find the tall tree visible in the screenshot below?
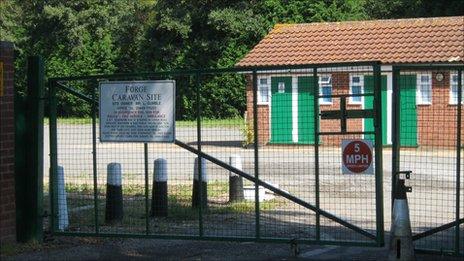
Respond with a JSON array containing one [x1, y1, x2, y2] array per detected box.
[[365, 0, 464, 19]]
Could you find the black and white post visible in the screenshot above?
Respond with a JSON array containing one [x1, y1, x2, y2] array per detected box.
[[151, 158, 168, 217], [229, 155, 244, 202], [57, 165, 69, 231], [105, 162, 123, 223], [192, 157, 207, 208]]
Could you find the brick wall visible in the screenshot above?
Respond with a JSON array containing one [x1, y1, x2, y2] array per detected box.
[[0, 41, 16, 244], [245, 75, 269, 146], [417, 71, 464, 147]]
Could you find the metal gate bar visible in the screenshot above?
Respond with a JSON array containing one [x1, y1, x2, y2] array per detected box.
[[174, 139, 376, 240], [455, 68, 461, 254]]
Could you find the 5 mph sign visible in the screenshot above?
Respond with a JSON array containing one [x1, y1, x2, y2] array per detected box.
[[342, 139, 373, 175]]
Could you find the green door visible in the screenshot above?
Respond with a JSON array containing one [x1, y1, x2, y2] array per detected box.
[[364, 75, 388, 145], [297, 76, 315, 144], [271, 76, 293, 143], [398, 75, 418, 146]]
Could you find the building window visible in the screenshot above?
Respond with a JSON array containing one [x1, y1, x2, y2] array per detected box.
[[450, 72, 464, 105], [349, 75, 363, 104], [258, 77, 269, 104], [416, 74, 432, 105], [319, 75, 332, 104]]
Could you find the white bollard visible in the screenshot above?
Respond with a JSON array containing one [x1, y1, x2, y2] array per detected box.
[[151, 158, 168, 217], [229, 155, 244, 202], [105, 163, 123, 223], [192, 157, 207, 208], [57, 166, 69, 231]]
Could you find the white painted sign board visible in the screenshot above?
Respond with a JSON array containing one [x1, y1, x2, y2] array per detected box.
[[99, 80, 175, 142], [341, 139, 373, 175]]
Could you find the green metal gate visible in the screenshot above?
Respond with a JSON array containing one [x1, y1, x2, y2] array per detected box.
[[392, 65, 463, 256], [46, 62, 384, 247]]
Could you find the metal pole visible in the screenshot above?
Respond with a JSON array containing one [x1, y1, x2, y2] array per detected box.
[[195, 73, 204, 237], [91, 81, 99, 234], [391, 67, 400, 210], [15, 56, 45, 242], [313, 68, 320, 241], [252, 70, 260, 239], [49, 80, 58, 234], [455, 68, 462, 255], [373, 63, 384, 246], [144, 143, 150, 234]]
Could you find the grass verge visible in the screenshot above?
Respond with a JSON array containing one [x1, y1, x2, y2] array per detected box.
[[44, 181, 284, 230]]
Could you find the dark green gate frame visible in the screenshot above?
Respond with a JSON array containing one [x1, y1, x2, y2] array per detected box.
[[392, 64, 464, 257], [47, 61, 384, 248]]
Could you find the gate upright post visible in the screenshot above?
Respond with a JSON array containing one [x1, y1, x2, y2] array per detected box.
[[313, 68, 320, 241], [91, 81, 99, 234], [252, 69, 260, 239], [144, 143, 150, 234], [455, 68, 462, 255], [195, 73, 204, 237], [15, 56, 45, 242], [49, 80, 58, 234], [391, 67, 401, 209], [373, 62, 384, 246]]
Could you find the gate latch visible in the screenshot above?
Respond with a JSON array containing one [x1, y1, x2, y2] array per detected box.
[[395, 170, 412, 192]]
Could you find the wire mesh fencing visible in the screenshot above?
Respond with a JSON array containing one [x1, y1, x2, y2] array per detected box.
[[46, 62, 388, 248], [394, 67, 463, 255]]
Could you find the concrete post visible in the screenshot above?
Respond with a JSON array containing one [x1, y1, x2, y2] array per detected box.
[[151, 158, 168, 217], [105, 163, 123, 223], [192, 157, 207, 208], [229, 155, 244, 202], [57, 166, 69, 231]]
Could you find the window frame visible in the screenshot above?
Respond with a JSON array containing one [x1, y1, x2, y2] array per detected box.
[[319, 75, 332, 105], [449, 72, 464, 105], [416, 73, 432, 105], [349, 74, 364, 105], [257, 76, 270, 105]]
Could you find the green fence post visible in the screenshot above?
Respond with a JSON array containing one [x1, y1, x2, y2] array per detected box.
[[15, 56, 44, 242], [195, 73, 204, 237], [144, 143, 150, 235], [391, 67, 400, 209], [252, 70, 260, 239], [91, 81, 99, 234], [373, 62, 385, 246], [313, 68, 320, 241], [455, 68, 462, 255], [48, 80, 58, 234]]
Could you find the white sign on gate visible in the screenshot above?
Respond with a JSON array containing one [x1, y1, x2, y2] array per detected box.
[[341, 139, 374, 175], [99, 80, 175, 142]]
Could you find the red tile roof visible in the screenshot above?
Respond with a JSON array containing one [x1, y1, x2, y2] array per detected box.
[[236, 16, 464, 67]]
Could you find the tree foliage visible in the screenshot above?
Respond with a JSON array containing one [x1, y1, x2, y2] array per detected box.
[[1, 0, 462, 118]]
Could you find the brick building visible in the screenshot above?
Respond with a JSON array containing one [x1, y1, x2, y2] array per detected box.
[[237, 16, 464, 147], [0, 41, 16, 244]]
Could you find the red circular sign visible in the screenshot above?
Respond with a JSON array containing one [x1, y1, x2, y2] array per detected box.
[[342, 141, 373, 173]]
